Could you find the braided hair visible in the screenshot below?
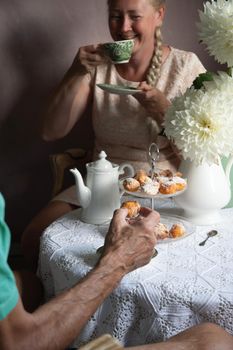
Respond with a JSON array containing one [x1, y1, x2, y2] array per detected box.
[[146, 0, 165, 86], [146, 26, 163, 86]]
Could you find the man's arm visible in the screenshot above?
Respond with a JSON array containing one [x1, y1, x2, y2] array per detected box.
[[1, 255, 127, 350], [127, 323, 233, 350], [0, 208, 159, 350]]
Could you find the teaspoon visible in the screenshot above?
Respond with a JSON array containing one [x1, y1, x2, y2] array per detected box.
[[199, 230, 218, 246]]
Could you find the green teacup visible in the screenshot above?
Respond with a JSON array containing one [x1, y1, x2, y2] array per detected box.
[[102, 39, 134, 64]]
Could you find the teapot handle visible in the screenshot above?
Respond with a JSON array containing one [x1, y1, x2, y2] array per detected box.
[[118, 163, 135, 177], [118, 163, 135, 197], [225, 155, 233, 185]]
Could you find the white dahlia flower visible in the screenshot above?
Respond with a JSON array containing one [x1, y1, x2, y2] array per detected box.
[[163, 72, 233, 165], [197, 0, 233, 67]]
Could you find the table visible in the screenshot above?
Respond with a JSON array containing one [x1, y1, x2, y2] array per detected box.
[[38, 196, 233, 348]]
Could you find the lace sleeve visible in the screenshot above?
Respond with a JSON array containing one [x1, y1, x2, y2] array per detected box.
[[181, 52, 206, 89]]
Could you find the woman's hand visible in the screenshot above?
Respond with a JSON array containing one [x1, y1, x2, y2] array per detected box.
[[133, 82, 171, 126], [69, 44, 108, 75]]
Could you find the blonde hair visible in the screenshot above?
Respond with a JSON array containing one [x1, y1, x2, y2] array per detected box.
[[146, 0, 165, 86], [146, 26, 163, 86]]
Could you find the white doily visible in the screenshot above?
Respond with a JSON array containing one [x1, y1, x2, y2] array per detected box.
[[38, 198, 233, 348]]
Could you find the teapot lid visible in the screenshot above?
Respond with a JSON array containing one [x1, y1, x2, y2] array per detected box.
[[90, 151, 113, 170]]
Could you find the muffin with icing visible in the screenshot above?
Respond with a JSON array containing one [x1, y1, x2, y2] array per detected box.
[[154, 223, 169, 240], [121, 200, 141, 218], [142, 181, 160, 196], [159, 169, 173, 178], [159, 179, 177, 195], [174, 171, 183, 177], [156, 175, 170, 185], [134, 169, 151, 185], [169, 223, 186, 238], [173, 176, 187, 192], [123, 168, 186, 196], [123, 177, 140, 192]]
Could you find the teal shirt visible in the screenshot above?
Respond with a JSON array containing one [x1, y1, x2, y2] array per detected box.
[[0, 193, 19, 320]]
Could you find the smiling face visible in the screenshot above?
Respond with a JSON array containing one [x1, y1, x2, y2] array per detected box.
[[108, 0, 165, 57]]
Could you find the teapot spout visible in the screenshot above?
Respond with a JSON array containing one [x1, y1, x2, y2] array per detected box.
[[70, 168, 91, 208]]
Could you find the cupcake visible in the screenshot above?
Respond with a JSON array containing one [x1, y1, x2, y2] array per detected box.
[[134, 169, 151, 185], [159, 179, 177, 195], [121, 200, 141, 218], [169, 223, 186, 238], [141, 181, 160, 196], [173, 176, 187, 191], [123, 178, 140, 192], [154, 223, 169, 240]]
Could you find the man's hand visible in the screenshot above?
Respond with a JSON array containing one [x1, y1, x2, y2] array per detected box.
[[102, 207, 160, 273]]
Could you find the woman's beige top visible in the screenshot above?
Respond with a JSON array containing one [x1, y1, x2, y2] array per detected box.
[[92, 46, 205, 171], [54, 47, 205, 204]]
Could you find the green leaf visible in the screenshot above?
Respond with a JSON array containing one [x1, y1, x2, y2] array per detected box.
[[226, 67, 233, 77], [192, 71, 214, 90]]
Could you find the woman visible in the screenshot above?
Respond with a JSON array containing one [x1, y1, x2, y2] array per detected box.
[[21, 0, 205, 270]]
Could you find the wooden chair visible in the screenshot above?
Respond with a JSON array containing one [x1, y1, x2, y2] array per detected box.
[[49, 148, 92, 197]]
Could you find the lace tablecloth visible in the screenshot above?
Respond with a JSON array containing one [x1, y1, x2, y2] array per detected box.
[[38, 197, 233, 348]]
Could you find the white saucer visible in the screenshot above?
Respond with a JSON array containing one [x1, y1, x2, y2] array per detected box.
[[157, 214, 196, 244], [119, 179, 187, 199], [97, 83, 142, 95]]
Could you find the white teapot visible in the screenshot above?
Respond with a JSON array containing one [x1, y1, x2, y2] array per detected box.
[[70, 151, 134, 224]]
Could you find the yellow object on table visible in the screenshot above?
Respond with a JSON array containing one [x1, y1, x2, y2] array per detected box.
[[80, 334, 124, 350]]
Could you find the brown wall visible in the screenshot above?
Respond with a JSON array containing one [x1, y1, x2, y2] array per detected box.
[[0, 0, 223, 240]]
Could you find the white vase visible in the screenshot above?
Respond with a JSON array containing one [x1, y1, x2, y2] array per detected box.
[[174, 157, 233, 225]]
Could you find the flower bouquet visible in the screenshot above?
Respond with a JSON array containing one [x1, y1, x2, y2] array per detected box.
[[164, 71, 233, 166], [162, 0, 233, 224], [198, 0, 233, 70]]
